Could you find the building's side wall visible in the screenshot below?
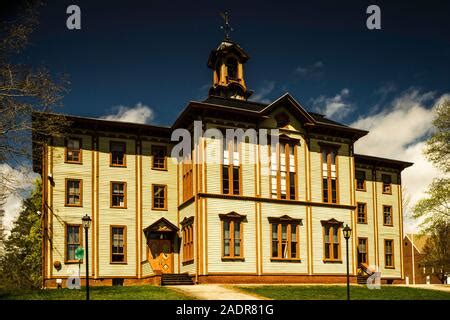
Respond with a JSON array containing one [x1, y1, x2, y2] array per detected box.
[[260, 203, 308, 274], [179, 203, 196, 275], [354, 167, 377, 267], [141, 140, 179, 273], [375, 170, 401, 278], [402, 237, 441, 284], [45, 134, 179, 282], [206, 198, 257, 274], [97, 136, 137, 277], [311, 206, 354, 274], [42, 110, 407, 284], [49, 135, 93, 278], [355, 166, 403, 280]]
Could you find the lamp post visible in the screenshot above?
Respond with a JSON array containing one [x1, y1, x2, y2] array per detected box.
[[342, 224, 352, 301], [82, 214, 91, 301]]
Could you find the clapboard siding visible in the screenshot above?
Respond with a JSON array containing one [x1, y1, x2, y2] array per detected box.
[[141, 260, 153, 277], [310, 139, 351, 205], [241, 140, 256, 197], [50, 135, 93, 276], [179, 203, 196, 274], [354, 168, 376, 267], [261, 203, 308, 274], [44, 110, 406, 281], [204, 137, 221, 194], [206, 198, 256, 273], [376, 170, 401, 278], [97, 137, 136, 277], [311, 206, 354, 274], [141, 141, 179, 273]]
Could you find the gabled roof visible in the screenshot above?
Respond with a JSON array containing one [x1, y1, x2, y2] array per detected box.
[[404, 234, 430, 254], [203, 96, 267, 111], [172, 93, 368, 140], [260, 93, 316, 125], [143, 217, 179, 233], [355, 154, 414, 171]]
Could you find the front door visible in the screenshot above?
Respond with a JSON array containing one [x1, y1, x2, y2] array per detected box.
[[148, 239, 173, 274]]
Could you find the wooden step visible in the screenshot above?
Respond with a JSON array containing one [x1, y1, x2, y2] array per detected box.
[[357, 275, 369, 285], [161, 273, 194, 286]]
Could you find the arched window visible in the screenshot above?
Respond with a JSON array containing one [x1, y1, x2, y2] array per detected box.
[[226, 58, 238, 79]]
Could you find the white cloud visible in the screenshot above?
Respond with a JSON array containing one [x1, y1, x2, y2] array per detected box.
[[251, 81, 275, 104], [311, 88, 352, 121], [2, 194, 23, 236], [350, 90, 450, 233], [101, 102, 155, 124], [375, 82, 397, 98], [0, 164, 37, 235], [295, 61, 324, 78]]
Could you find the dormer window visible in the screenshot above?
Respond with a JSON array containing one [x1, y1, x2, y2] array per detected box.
[[226, 58, 238, 80]]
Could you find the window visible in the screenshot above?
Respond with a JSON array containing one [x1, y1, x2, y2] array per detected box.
[[321, 219, 342, 262], [152, 184, 167, 210], [111, 226, 126, 263], [222, 137, 240, 195], [182, 160, 193, 202], [357, 238, 368, 265], [383, 205, 393, 226], [151, 145, 167, 170], [66, 138, 82, 163], [357, 203, 367, 224], [269, 216, 301, 261], [226, 58, 238, 79], [384, 239, 394, 268], [382, 174, 392, 194], [181, 217, 194, 263], [270, 142, 297, 200], [110, 141, 126, 166], [321, 147, 338, 203], [356, 170, 366, 191], [65, 224, 82, 262], [111, 182, 126, 208], [220, 212, 246, 259], [65, 179, 82, 206]]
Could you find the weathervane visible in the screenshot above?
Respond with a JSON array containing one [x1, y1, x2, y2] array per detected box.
[[220, 11, 234, 40]]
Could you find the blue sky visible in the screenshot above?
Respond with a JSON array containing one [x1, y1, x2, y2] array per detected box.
[[14, 0, 450, 126], [2, 0, 450, 232]]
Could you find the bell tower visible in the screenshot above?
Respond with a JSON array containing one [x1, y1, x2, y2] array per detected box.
[[207, 12, 253, 100]]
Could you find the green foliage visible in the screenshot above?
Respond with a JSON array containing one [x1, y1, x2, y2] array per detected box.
[[424, 100, 450, 173], [0, 179, 42, 289], [413, 101, 450, 232], [0, 285, 191, 300], [413, 178, 450, 232], [236, 285, 450, 300], [421, 222, 450, 284]]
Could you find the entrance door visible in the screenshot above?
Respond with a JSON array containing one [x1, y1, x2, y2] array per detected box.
[[148, 239, 173, 274]]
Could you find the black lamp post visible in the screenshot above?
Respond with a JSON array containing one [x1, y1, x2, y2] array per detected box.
[[342, 224, 352, 301], [82, 214, 91, 301]]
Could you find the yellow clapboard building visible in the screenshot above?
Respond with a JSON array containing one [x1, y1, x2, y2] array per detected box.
[[33, 39, 412, 287]]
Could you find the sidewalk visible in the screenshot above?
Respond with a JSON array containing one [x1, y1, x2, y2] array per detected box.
[[397, 284, 450, 292], [168, 284, 263, 300]]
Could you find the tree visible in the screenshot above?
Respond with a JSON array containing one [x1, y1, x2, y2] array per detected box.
[[0, 179, 42, 289], [0, 0, 69, 206], [421, 222, 450, 284], [413, 100, 450, 232], [424, 100, 450, 173], [413, 178, 450, 232]]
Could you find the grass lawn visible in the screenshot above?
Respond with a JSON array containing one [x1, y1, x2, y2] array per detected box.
[[0, 285, 193, 300], [235, 285, 450, 300]]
